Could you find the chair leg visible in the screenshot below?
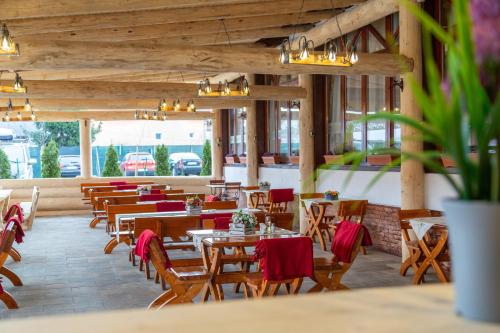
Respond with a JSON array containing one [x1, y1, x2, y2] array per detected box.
[[0, 267, 23, 286], [0, 291, 18, 309], [400, 257, 413, 276], [148, 290, 175, 309], [9, 248, 21, 262], [360, 246, 367, 255], [145, 262, 151, 279]]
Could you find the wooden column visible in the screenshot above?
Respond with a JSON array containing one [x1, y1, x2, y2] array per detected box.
[[246, 74, 258, 186], [400, 1, 424, 260], [79, 119, 92, 179], [299, 74, 315, 233], [212, 110, 224, 180]]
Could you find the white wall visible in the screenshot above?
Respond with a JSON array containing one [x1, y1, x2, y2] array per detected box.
[[224, 166, 247, 186], [224, 166, 300, 192]]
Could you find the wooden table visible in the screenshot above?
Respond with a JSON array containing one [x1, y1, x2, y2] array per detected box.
[[0, 189, 12, 219], [194, 229, 299, 302], [1, 285, 498, 332], [409, 216, 450, 284], [206, 184, 226, 195]]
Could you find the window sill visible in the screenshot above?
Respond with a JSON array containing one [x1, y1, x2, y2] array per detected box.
[[319, 164, 459, 174], [224, 163, 246, 168], [259, 163, 299, 169]]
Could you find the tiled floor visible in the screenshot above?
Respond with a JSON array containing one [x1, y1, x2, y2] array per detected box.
[[0, 215, 416, 320]]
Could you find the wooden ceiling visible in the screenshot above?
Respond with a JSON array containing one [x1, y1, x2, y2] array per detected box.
[[0, 0, 403, 117]]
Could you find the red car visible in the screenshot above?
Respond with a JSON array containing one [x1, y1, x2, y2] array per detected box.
[[120, 152, 156, 176]]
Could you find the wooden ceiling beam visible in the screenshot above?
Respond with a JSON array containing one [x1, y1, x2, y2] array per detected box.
[[6, 0, 360, 35], [0, 41, 413, 76], [32, 110, 214, 122], [0, 80, 307, 100], [14, 11, 331, 42]]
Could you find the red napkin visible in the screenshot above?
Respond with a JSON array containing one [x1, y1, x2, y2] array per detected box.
[[133, 230, 172, 269], [151, 189, 161, 194], [2, 217, 25, 244], [269, 188, 294, 203], [331, 220, 372, 263], [3, 204, 24, 224], [155, 201, 185, 212], [116, 185, 138, 190], [213, 217, 231, 230], [109, 181, 127, 186], [254, 237, 313, 281], [139, 194, 166, 201], [0, 279, 3, 294], [200, 212, 233, 220], [206, 195, 220, 202]]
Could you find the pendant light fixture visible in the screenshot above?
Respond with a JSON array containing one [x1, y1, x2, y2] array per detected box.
[[0, 72, 27, 93], [1, 98, 35, 122], [0, 24, 19, 56]]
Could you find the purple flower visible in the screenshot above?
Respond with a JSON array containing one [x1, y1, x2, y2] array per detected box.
[[440, 79, 451, 100], [470, 0, 500, 63]]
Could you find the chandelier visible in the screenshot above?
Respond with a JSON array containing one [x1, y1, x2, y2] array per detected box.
[[133, 98, 196, 120], [1, 98, 35, 122], [198, 75, 250, 97], [279, 36, 358, 67], [0, 24, 19, 56], [0, 73, 27, 93]]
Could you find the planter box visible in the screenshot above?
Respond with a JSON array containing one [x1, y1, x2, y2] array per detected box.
[[289, 155, 300, 165], [229, 223, 255, 235], [367, 154, 397, 166], [225, 156, 240, 164], [441, 153, 478, 168], [239, 156, 247, 164], [323, 154, 347, 165], [262, 155, 280, 164], [186, 206, 202, 215]]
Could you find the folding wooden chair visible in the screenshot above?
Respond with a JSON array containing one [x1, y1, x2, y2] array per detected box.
[[268, 188, 295, 213], [20, 186, 40, 231], [0, 221, 22, 309], [147, 236, 208, 309], [335, 200, 368, 254], [398, 209, 432, 277]]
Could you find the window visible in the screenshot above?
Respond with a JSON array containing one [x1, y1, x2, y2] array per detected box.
[[227, 108, 247, 155], [326, 15, 401, 156], [0, 121, 82, 179], [91, 120, 212, 177]]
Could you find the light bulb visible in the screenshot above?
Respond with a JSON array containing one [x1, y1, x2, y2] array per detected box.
[[5, 112, 10, 122], [223, 80, 231, 95], [134, 111, 139, 119], [161, 99, 167, 109], [153, 111, 158, 120], [174, 99, 181, 111], [300, 48, 309, 60], [31, 111, 36, 121], [24, 99, 32, 112], [328, 47, 336, 62], [162, 112, 167, 121], [350, 51, 359, 64], [17, 112, 22, 120], [1, 25, 11, 52], [143, 111, 149, 120]]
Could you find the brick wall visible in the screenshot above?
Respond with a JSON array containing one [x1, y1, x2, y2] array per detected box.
[[363, 204, 402, 257]]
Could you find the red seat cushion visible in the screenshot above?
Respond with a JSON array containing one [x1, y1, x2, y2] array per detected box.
[[134, 230, 172, 269], [269, 188, 294, 203], [213, 217, 231, 230], [155, 201, 185, 212], [139, 194, 166, 201]]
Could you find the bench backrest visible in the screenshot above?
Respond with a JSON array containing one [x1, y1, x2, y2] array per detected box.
[[105, 203, 157, 224], [202, 200, 237, 210]]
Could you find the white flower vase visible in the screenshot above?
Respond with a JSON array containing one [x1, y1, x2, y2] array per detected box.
[[443, 200, 500, 322]]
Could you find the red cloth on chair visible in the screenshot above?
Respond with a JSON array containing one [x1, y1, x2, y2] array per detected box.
[[206, 195, 220, 202], [269, 188, 294, 203], [3, 204, 24, 224], [254, 237, 313, 281], [116, 185, 138, 190], [200, 212, 233, 220], [109, 181, 127, 186], [213, 217, 231, 230], [0, 280, 3, 294], [331, 220, 372, 263], [2, 217, 25, 244], [133, 230, 172, 269], [139, 194, 166, 201], [151, 189, 161, 194], [155, 201, 185, 212]]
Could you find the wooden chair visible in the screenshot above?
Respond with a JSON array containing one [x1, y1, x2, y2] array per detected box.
[[147, 236, 208, 309], [0, 221, 22, 309], [268, 188, 295, 213], [248, 192, 268, 210], [202, 200, 237, 210], [309, 228, 364, 293], [336, 200, 368, 254], [20, 186, 40, 231], [398, 209, 432, 277]]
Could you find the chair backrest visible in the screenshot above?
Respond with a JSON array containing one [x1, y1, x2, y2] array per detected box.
[[105, 203, 157, 224], [25, 186, 40, 231], [0, 221, 16, 267], [248, 192, 267, 209], [159, 215, 201, 241], [398, 209, 432, 241], [254, 212, 295, 230], [202, 200, 237, 210], [268, 188, 294, 212], [338, 200, 368, 223], [166, 193, 206, 201], [242, 186, 260, 191], [210, 179, 225, 185], [299, 193, 324, 209], [95, 194, 139, 210]]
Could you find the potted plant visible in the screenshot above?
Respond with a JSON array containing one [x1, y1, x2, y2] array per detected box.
[[324, 151, 347, 165], [262, 152, 280, 164], [324, 190, 339, 201], [185, 195, 203, 215], [351, 0, 499, 322], [136, 185, 152, 195], [239, 154, 247, 164], [289, 150, 300, 165], [367, 150, 400, 166], [259, 181, 271, 191], [229, 209, 257, 235], [225, 154, 239, 164]]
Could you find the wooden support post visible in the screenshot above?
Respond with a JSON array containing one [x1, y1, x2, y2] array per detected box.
[[299, 74, 315, 234], [79, 119, 92, 179], [246, 75, 258, 187], [212, 110, 224, 180], [400, 1, 424, 259]]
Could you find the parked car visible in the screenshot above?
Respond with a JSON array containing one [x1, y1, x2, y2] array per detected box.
[[169, 152, 202, 176], [0, 142, 35, 179], [120, 152, 156, 176], [59, 155, 81, 178]]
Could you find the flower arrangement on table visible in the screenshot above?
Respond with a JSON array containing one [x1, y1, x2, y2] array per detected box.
[[259, 181, 271, 191], [324, 190, 339, 201], [136, 185, 152, 195], [185, 195, 203, 214], [229, 209, 257, 235]]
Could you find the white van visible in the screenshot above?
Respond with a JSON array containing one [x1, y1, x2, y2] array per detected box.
[[0, 128, 36, 179]]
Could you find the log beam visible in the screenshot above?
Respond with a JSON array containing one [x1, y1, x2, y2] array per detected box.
[[79, 119, 92, 179], [245, 75, 259, 186], [212, 110, 224, 179], [31, 111, 214, 122], [0, 42, 413, 76], [0, 80, 307, 101]]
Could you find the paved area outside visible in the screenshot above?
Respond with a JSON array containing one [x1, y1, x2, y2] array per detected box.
[[0, 215, 418, 320]]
